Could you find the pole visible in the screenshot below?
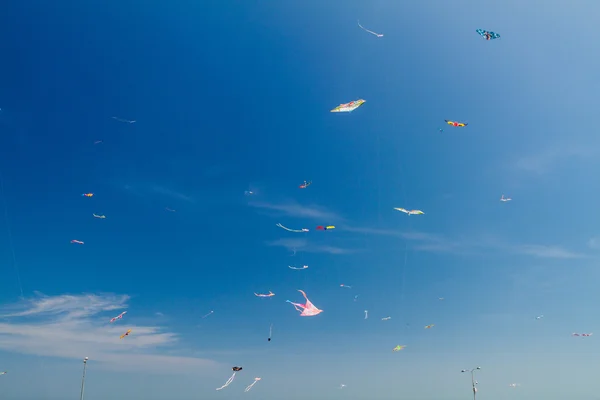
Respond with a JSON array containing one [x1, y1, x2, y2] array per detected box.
[[79, 357, 88, 400], [471, 370, 476, 400]]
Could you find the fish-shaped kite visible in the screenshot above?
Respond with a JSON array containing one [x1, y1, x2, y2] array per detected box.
[[393, 345, 406, 351], [254, 291, 275, 298], [70, 240, 84, 245], [445, 119, 468, 127], [299, 180, 312, 189], [331, 99, 365, 113], [119, 329, 132, 339], [110, 311, 127, 323], [394, 208, 424, 215], [476, 29, 500, 40], [287, 290, 323, 317], [500, 195, 512, 202], [316, 225, 335, 230], [82, 193, 94, 197]]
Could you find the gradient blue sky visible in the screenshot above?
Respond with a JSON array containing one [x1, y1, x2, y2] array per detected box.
[[1, 1, 600, 399]]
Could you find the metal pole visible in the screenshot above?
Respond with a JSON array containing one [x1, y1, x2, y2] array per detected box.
[[79, 357, 88, 400], [471, 370, 476, 400]]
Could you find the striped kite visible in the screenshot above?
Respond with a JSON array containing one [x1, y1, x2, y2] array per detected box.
[[445, 120, 468, 127]]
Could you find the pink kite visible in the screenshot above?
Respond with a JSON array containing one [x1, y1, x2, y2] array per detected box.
[[254, 291, 275, 297], [286, 290, 323, 316], [110, 311, 127, 323]]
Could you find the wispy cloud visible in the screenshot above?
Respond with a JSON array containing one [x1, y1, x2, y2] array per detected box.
[[150, 185, 194, 202], [514, 244, 584, 259], [266, 238, 355, 255], [513, 145, 594, 174], [249, 201, 341, 221], [0, 293, 219, 373], [123, 183, 194, 203]]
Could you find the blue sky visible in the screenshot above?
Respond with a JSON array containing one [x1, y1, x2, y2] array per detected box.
[[1, 0, 600, 399]]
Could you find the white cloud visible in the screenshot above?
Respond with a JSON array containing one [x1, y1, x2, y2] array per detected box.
[[266, 238, 355, 255], [587, 237, 600, 249], [150, 185, 194, 202], [513, 145, 594, 174], [515, 244, 583, 259], [249, 201, 341, 221], [0, 293, 219, 374]]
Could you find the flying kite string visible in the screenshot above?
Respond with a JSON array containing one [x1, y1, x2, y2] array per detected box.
[[0, 169, 23, 298]]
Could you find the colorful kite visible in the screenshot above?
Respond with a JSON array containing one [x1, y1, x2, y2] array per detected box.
[[93, 214, 106, 219], [287, 290, 323, 317], [476, 29, 500, 40], [276, 223, 309, 233], [572, 332, 593, 337], [500, 195, 512, 202], [71, 240, 84, 245], [425, 324, 435, 329], [316, 225, 335, 230], [382, 317, 391, 321], [82, 193, 94, 197], [394, 208, 424, 215], [119, 329, 132, 339], [393, 345, 406, 352], [110, 311, 127, 323], [445, 120, 468, 127], [357, 21, 383, 37], [244, 377, 262, 393], [331, 99, 366, 113], [288, 265, 308, 270], [254, 291, 275, 297], [299, 180, 312, 189], [216, 367, 242, 391]]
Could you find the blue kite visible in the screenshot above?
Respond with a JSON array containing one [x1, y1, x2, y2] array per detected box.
[[476, 29, 500, 41]]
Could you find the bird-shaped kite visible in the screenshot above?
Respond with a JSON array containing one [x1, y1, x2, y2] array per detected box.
[[286, 290, 323, 316], [394, 208, 424, 215], [82, 193, 94, 197], [393, 345, 406, 352], [70, 240, 84, 245], [445, 119, 468, 127], [119, 329, 132, 339], [316, 225, 335, 230], [93, 214, 106, 219], [254, 291, 275, 297], [110, 311, 127, 323], [330, 99, 366, 113], [299, 180, 312, 189]]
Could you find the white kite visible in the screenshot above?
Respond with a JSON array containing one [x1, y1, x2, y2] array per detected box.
[[276, 223, 309, 233], [358, 20, 383, 37], [244, 377, 261, 392], [500, 195, 512, 202], [394, 207, 424, 215], [288, 265, 308, 270]]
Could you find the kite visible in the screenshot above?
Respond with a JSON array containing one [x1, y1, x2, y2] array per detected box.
[[393, 345, 406, 352], [572, 332, 593, 337], [276, 223, 309, 233], [70, 240, 84, 245], [339, 384, 347, 389], [340, 284, 352, 289], [244, 377, 262, 393], [110, 311, 127, 323], [316, 225, 335, 230], [331, 99, 366, 113], [364, 310, 368, 319], [244, 191, 254, 195], [201, 310, 214, 319], [425, 324, 435, 329], [254, 291, 275, 297], [165, 207, 176, 212], [216, 367, 242, 391], [476, 29, 500, 40], [299, 180, 312, 189], [394, 208, 424, 215], [382, 317, 391, 321], [286, 290, 323, 317], [82, 193, 93, 197], [119, 329, 132, 339], [268, 323, 273, 341], [94, 140, 102, 144], [509, 383, 520, 388], [438, 128, 444, 133], [354, 295, 359, 301], [289, 265, 308, 270], [93, 214, 106, 219], [444, 120, 468, 127], [357, 20, 383, 37], [500, 195, 512, 202], [0, 371, 6, 375], [111, 116, 136, 123], [535, 315, 544, 320], [439, 297, 445, 300]]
